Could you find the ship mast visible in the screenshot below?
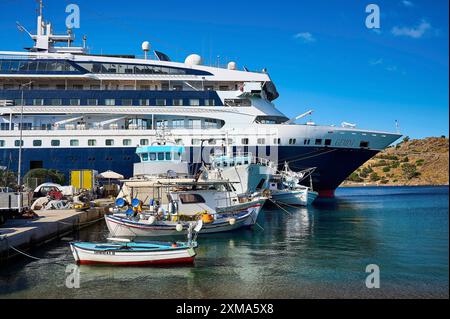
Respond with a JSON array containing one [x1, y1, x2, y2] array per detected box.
[[36, 0, 44, 36]]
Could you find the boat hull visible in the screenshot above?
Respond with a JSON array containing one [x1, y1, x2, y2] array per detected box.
[[0, 145, 378, 198], [70, 242, 196, 266], [105, 205, 262, 237]]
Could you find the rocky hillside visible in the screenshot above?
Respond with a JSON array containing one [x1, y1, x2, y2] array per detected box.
[[343, 137, 449, 186]]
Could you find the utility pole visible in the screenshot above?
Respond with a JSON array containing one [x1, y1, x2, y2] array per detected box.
[[17, 81, 33, 213]]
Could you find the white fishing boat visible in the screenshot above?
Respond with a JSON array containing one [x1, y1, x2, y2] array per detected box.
[[106, 179, 266, 237], [206, 151, 318, 206], [268, 164, 318, 206], [105, 138, 266, 237]]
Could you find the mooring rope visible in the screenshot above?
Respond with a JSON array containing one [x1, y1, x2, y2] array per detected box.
[[268, 199, 293, 216], [0, 236, 67, 266], [56, 216, 105, 227]]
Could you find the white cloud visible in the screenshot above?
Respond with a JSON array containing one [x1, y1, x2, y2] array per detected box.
[[293, 32, 316, 43], [369, 58, 383, 66], [369, 59, 401, 73], [391, 20, 431, 38], [385, 65, 398, 72], [402, 0, 414, 7]]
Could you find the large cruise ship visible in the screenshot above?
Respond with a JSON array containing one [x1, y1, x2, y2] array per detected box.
[[0, 3, 401, 197]]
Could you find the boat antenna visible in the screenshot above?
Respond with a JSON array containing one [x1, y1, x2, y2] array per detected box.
[[395, 120, 400, 134], [38, 0, 43, 18]]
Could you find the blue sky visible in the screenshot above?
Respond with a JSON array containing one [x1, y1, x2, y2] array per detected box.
[[0, 0, 448, 138]]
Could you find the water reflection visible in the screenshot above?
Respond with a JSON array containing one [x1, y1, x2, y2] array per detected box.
[[0, 187, 448, 298]]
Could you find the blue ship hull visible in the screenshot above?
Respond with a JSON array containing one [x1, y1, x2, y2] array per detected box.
[[0, 146, 378, 197]]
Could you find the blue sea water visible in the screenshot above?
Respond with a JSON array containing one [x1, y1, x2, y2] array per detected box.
[[0, 186, 448, 299]]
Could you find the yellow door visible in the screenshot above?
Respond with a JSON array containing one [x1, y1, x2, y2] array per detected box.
[[82, 170, 93, 190], [71, 170, 81, 189]]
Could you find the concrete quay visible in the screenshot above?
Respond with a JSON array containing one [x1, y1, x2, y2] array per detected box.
[[0, 207, 108, 262]]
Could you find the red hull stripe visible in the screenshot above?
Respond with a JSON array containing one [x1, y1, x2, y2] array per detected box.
[[77, 256, 195, 266], [318, 189, 336, 198]]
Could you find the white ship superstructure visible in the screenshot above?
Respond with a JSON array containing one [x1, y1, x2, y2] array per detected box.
[[0, 2, 401, 197]]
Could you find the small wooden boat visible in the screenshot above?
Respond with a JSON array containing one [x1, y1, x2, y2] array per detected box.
[[70, 238, 197, 266], [70, 221, 201, 266]]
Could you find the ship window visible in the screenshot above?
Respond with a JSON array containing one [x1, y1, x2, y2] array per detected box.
[[122, 99, 133, 106], [189, 99, 200, 106], [139, 99, 150, 106], [70, 139, 79, 146], [149, 153, 156, 161], [51, 140, 60, 147], [33, 99, 44, 106], [156, 99, 167, 106], [204, 86, 214, 91], [360, 141, 369, 148], [141, 153, 149, 161], [88, 139, 97, 146], [315, 139, 322, 145], [123, 139, 132, 146], [87, 99, 98, 106], [165, 152, 172, 160], [72, 85, 83, 90], [156, 120, 168, 128], [0, 123, 10, 131], [257, 138, 266, 145], [140, 139, 149, 146], [179, 194, 205, 204], [172, 119, 184, 128], [325, 139, 332, 146], [158, 153, 165, 161], [289, 138, 297, 145], [70, 99, 80, 106], [173, 99, 183, 106], [173, 85, 183, 91], [241, 138, 249, 145], [303, 139, 310, 145], [18, 123, 32, 130], [90, 85, 100, 90], [204, 99, 215, 106], [33, 140, 42, 147], [105, 139, 114, 146], [0, 140, 5, 147], [224, 99, 251, 107], [274, 138, 281, 145], [208, 139, 216, 145], [36, 62, 47, 72], [15, 140, 23, 147], [105, 99, 116, 106], [56, 84, 66, 90], [50, 99, 62, 106], [204, 119, 217, 129]]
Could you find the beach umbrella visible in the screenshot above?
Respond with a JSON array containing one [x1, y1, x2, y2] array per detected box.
[[98, 170, 124, 180]]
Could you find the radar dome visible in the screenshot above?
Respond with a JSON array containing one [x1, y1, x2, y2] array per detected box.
[[185, 54, 203, 66], [227, 61, 237, 70], [141, 41, 150, 51]]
